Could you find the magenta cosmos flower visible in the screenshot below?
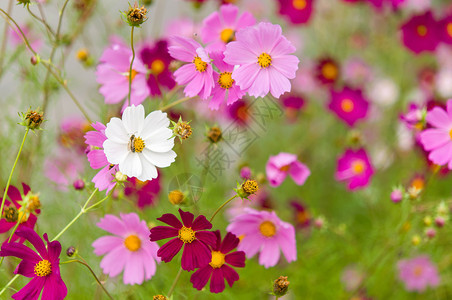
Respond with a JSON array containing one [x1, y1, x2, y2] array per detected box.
[[149, 209, 216, 271], [335, 148, 374, 190], [96, 39, 149, 109], [328, 86, 369, 127], [439, 15, 452, 44], [92, 213, 160, 285], [168, 36, 214, 100], [397, 255, 440, 292], [400, 11, 440, 54], [316, 57, 340, 85], [277, 0, 314, 25], [290, 200, 311, 229], [224, 22, 299, 98], [266, 152, 310, 187], [139, 39, 175, 96], [201, 4, 255, 51], [208, 51, 245, 110], [190, 230, 246, 293], [227, 208, 296, 268], [419, 100, 452, 169], [124, 175, 161, 209], [84, 122, 118, 193], [0, 227, 67, 300]]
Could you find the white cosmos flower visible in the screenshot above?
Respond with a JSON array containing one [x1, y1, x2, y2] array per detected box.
[[103, 105, 176, 181]]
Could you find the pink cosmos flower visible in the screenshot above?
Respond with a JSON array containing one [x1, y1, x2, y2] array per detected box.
[[208, 51, 245, 110], [227, 208, 297, 268], [328, 86, 369, 127], [224, 22, 299, 98], [277, 0, 314, 25], [335, 148, 374, 190], [168, 36, 214, 100], [400, 102, 423, 130], [96, 39, 150, 109], [400, 11, 440, 54], [201, 4, 255, 51], [266, 152, 310, 187], [124, 175, 161, 209], [9, 25, 42, 53], [165, 18, 199, 41], [92, 213, 160, 285], [0, 227, 67, 300], [419, 99, 452, 169], [190, 231, 246, 293], [44, 148, 85, 191], [397, 255, 440, 292]]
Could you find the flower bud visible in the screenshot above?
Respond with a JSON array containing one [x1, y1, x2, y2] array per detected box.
[[435, 216, 445, 228], [411, 235, 421, 246], [235, 179, 258, 199], [30, 56, 38, 65], [21, 108, 44, 131], [314, 217, 325, 229], [66, 246, 77, 257], [272, 276, 290, 297], [171, 117, 192, 142], [73, 179, 85, 190], [124, 3, 148, 27], [168, 190, 185, 205], [207, 126, 222, 143], [425, 228, 436, 239], [153, 295, 167, 300], [423, 216, 432, 226], [115, 171, 128, 182], [76, 48, 89, 62], [240, 166, 251, 179], [390, 188, 403, 203]]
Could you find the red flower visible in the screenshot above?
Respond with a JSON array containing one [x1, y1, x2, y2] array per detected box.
[[124, 175, 161, 209], [316, 58, 340, 85], [149, 209, 216, 271], [190, 231, 246, 293]]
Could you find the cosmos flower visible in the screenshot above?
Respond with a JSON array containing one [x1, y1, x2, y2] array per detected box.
[[200, 4, 255, 51], [149, 209, 216, 271], [316, 57, 340, 85], [397, 255, 440, 292], [280, 92, 306, 122], [276, 0, 314, 25], [190, 231, 246, 293], [44, 148, 85, 191], [439, 14, 452, 45], [103, 105, 176, 182], [124, 175, 161, 209], [58, 117, 91, 154], [400, 102, 424, 130], [168, 36, 214, 100], [0, 227, 67, 300], [328, 86, 369, 127], [335, 148, 374, 190], [8, 24, 42, 53], [400, 11, 440, 54], [266, 152, 310, 187], [225, 99, 250, 126], [224, 22, 299, 98], [92, 213, 160, 285], [227, 208, 297, 268], [290, 200, 311, 229]]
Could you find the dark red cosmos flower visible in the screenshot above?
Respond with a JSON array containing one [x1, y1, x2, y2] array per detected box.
[[149, 209, 216, 271], [316, 58, 340, 85], [0, 227, 67, 300], [226, 99, 250, 126], [277, 0, 314, 25], [400, 11, 440, 54], [140, 40, 176, 96], [124, 175, 161, 209], [290, 200, 311, 229], [0, 184, 40, 244], [280, 92, 306, 123], [190, 231, 245, 293]]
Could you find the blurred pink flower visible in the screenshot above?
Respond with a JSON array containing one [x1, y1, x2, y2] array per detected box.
[[266, 152, 310, 187], [58, 117, 91, 154], [44, 148, 85, 191], [277, 0, 314, 25], [165, 18, 199, 42], [8, 25, 42, 53], [397, 255, 440, 292], [335, 148, 374, 190], [343, 58, 373, 86], [124, 175, 161, 209], [328, 86, 369, 127], [439, 14, 452, 45], [341, 265, 365, 292], [400, 11, 440, 54]]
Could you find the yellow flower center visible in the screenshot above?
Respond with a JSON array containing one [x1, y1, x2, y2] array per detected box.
[[341, 98, 354, 113], [209, 251, 226, 268], [322, 62, 338, 80], [151, 59, 165, 75], [411, 177, 425, 190], [292, 0, 307, 10], [178, 226, 196, 243], [296, 210, 310, 224], [34, 259, 52, 277], [413, 265, 423, 277], [127, 69, 138, 81], [449, 128, 452, 140], [258, 53, 272, 68], [279, 165, 290, 172], [128, 135, 145, 153], [193, 56, 207, 72], [447, 22, 452, 38], [220, 28, 235, 43], [218, 72, 234, 89], [124, 234, 141, 251], [351, 160, 365, 174], [417, 25, 427, 37], [259, 221, 276, 237]]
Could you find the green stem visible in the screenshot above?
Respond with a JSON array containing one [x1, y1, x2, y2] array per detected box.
[[85, 186, 116, 211], [160, 96, 195, 111], [0, 128, 29, 220], [127, 26, 135, 107], [167, 267, 183, 297], [0, 0, 13, 78], [26, 3, 55, 39], [0, 274, 19, 296], [209, 194, 237, 223]]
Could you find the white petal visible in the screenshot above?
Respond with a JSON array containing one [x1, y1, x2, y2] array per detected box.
[[145, 128, 175, 153], [122, 104, 145, 134], [140, 110, 170, 139], [103, 140, 129, 164], [105, 118, 129, 144], [119, 152, 142, 178], [142, 149, 176, 168], [136, 157, 158, 181]]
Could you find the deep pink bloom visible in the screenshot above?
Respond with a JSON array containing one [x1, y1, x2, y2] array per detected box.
[[226, 99, 250, 126], [397, 255, 440, 292], [280, 92, 306, 122], [335, 148, 374, 190], [419, 99, 452, 169], [328, 86, 369, 127], [0, 227, 67, 300], [200, 4, 255, 51], [84, 122, 118, 193], [240, 166, 252, 179], [266, 152, 310, 187], [227, 208, 297, 268], [92, 213, 160, 285], [168, 36, 214, 100], [277, 0, 314, 25], [400, 11, 440, 54], [190, 231, 246, 293], [316, 57, 340, 85], [290, 200, 311, 229], [439, 15, 452, 45], [149, 209, 216, 271], [224, 22, 299, 98], [391, 188, 403, 203], [124, 175, 161, 209], [96, 39, 150, 109], [400, 102, 423, 130], [139, 40, 176, 96], [44, 148, 85, 191], [58, 117, 90, 154], [208, 51, 245, 110]]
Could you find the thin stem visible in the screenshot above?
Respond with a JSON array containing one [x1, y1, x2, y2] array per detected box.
[[85, 186, 116, 211], [0, 9, 37, 55], [209, 194, 237, 223], [26, 4, 55, 39], [0, 274, 19, 296], [127, 26, 135, 107], [160, 96, 195, 111], [0, 0, 13, 78], [0, 212, 27, 267], [167, 267, 183, 297], [0, 128, 29, 220]]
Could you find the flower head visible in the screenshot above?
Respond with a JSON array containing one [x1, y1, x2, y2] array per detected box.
[[124, 175, 161, 209], [124, 3, 148, 27], [149, 209, 217, 271], [0, 227, 67, 300], [439, 15, 452, 45], [316, 57, 340, 85], [400, 11, 440, 54], [266, 152, 310, 187], [335, 148, 374, 190], [20, 108, 44, 131], [328, 86, 369, 127], [290, 200, 311, 229], [272, 276, 290, 297], [92, 213, 160, 285], [397, 255, 440, 292], [277, 0, 314, 25]]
